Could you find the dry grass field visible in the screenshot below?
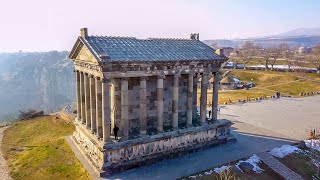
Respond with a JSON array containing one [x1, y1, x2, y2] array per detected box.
[[1, 116, 90, 180], [199, 70, 320, 105]]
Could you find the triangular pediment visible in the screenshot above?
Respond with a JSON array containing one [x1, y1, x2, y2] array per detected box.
[[76, 45, 98, 63], [69, 37, 100, 64]]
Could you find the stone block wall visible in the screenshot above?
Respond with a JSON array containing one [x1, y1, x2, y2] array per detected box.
[[112, 75, 195, 136], [102, 120, 232, 175], [73, 124, 104, 170]]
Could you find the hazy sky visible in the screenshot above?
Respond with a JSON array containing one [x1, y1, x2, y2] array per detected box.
[[0, 0, 319, 52]]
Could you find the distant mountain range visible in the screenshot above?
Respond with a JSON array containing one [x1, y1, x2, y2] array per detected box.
[[204, 27, 320, 48], [267, 27, 320, 38]]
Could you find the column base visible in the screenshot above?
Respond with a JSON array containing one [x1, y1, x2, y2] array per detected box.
[[172, 127, 179, 131], [139, 130, 147, 135]]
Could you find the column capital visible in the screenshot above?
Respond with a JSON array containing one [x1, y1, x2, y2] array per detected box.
[[157, 73, 166, 79], [202, 69, 210, 76], [121, 77, 129, 81], [140, 76, 148, 81], [101, 78, 111, 83], [173, 72, 181, 79], [188, 70, 196, 77], [88, 74, 94, 78]]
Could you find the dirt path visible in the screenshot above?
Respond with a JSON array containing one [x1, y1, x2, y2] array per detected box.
[[0, 126, 11, 180]]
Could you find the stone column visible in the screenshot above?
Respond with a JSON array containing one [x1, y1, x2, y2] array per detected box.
[[90, 75, 96, 133], [95, 77, 103, 138], [76, 70, 81, 121], [157, 74, 164, 133], [139, 77, 147, 135], [121, 78, 129, 137], [192, 74, 199, 121], [80, 72, 86, 124], [102, 78, 111, 143], [172, 73, 179, 129], [84, 73, 91, 129], [212, 72, 219, 121], [187, 73, 194, 126], [200, 72, 208, 124]]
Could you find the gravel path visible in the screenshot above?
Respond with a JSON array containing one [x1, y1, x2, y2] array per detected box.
[[0, 126, 11, 180]]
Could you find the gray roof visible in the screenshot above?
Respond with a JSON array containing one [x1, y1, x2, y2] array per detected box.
[[82, 36, 225, 62]]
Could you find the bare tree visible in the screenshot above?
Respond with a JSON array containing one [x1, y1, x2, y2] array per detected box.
[[239, 41, 257, 69], [309, 44, 320, 73], [18, 109, 44, 120], [279, 44, 294, 70], [259, 45, 283, 71], [271, 43, 289, 70], [257, 47, 271, 71]]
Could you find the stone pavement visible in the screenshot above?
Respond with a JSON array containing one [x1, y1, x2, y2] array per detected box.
[[219, 96, 320, 141], [0, 126, 11, 180], [258, 152, 303, 180]]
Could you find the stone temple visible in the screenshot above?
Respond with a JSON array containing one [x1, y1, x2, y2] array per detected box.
[[68, 28, 234, 176]]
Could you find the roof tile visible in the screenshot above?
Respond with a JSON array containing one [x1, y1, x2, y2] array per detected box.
[[84, 36, 224, 62]]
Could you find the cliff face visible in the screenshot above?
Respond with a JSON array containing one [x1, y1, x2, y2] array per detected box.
[[0, 51, 75, 121]]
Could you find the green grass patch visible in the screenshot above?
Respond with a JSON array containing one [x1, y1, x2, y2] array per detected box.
[[2, 116, 90, 180]]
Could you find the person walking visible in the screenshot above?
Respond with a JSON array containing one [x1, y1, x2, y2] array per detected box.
[[113, 125, 119, 140]]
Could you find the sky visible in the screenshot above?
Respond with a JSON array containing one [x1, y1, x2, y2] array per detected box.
[[0, 0, 319, 52]]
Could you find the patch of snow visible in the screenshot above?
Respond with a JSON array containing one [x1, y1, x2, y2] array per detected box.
[[311, 159, 320, 168], [269, 145, 301, 158], [188, 175, 197, 179], [233, 78, 240, 82], [304, 139, 320, 152], [204, 170, 214, 175], [236, 154, 264, 173], [214, 165, 231, 174]]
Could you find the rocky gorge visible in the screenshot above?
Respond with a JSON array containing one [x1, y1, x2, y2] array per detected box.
[[0, 51, 75, 123]]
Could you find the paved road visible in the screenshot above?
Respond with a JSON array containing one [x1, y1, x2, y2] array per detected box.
[[102, 96, 320, 179]]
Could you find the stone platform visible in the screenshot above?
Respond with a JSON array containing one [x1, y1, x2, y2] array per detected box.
[[70, 119, 234, 177]]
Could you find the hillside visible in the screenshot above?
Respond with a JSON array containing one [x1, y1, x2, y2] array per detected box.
[[1, 115, 90, 180], [0, 51, 75, 122]]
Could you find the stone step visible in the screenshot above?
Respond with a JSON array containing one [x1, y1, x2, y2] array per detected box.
[[257, 152, 303, 180]]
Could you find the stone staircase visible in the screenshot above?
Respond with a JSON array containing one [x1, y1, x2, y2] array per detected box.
[[257, 152, 303, 180]]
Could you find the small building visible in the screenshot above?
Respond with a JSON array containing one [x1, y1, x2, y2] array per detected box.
[[68, 28, 233, 176], [298, 46, 312, 54], [221, 47, 235, 57], [220, 76, 240, 90]]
